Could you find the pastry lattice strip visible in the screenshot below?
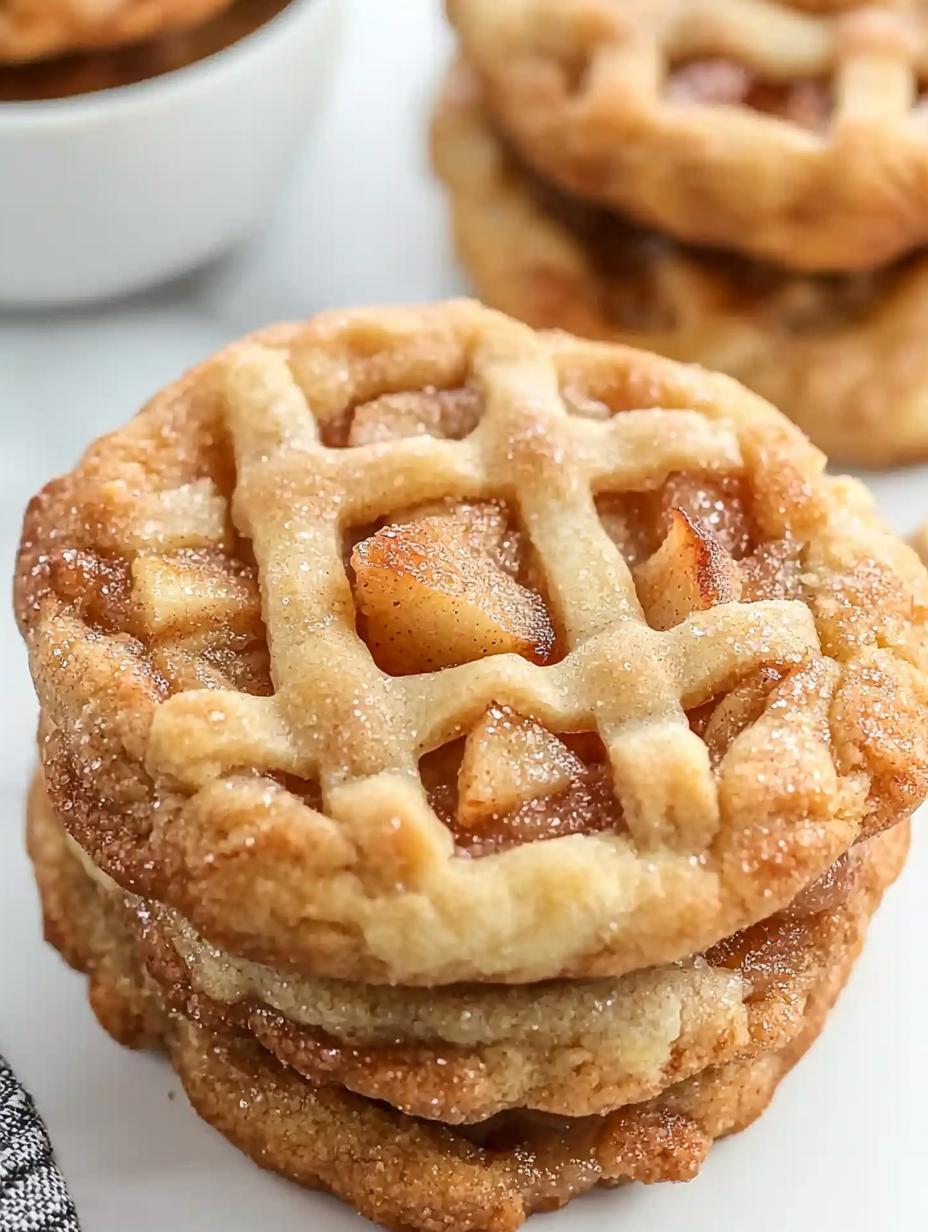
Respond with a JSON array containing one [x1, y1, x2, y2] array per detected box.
[[595, 0, 928, 123], [147, 310, 817, 857], [447, 0, 928, 270]]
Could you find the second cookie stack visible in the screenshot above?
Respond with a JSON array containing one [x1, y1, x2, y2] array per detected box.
[[436, 0, 928, 466]]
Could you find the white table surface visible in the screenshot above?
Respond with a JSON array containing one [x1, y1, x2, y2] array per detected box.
[[1, 2, 926, 1229]]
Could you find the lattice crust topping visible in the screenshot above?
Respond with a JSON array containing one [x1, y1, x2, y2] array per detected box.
[[15, 301, 928, 984], [447, 0, 928, 271], [0, 0, 234, 63], [430, 63, 928, 467]]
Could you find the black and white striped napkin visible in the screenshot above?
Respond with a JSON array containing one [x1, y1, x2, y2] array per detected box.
[[0, 1053, 80, 1232]]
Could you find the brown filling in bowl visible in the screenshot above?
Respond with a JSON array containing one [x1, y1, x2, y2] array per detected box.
[[0, 0, 293, 101]]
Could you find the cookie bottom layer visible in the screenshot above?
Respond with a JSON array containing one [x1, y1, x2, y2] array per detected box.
[[139, 818, 906, 1126], [28, 782, 898, 1232]]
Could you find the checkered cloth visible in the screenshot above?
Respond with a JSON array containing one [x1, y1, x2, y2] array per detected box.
[[0, 1053, 80, 1231]]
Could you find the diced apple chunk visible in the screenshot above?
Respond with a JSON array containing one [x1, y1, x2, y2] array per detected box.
[[698, 665, 785, 765], [666, 59, 753, 105], [131, 556, 259, 635], [739, 539, 804, 602], [659, 473, 755, 559], [348, 388, 482, 446], [635, 508, 741, 630], [388, 501, 521, 574], [596, 494, 653, 569], [457, 706, 584, 829], [484, 765, 622, 849], [351, 511, 554, 674]]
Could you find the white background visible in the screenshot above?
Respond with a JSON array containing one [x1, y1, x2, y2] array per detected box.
[[1, 2, 926, 1229]]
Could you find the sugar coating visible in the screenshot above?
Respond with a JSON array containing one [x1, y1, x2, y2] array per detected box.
[[15, 301, 928, 986]]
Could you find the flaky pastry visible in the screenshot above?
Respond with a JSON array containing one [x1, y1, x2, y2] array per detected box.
[[447, 0, 928, 272], [15, 301, 928, 984], [0, 0, 234, 63], [431, 64, 928, 465], [133, 815, 909, 1123], [29, 777, 889, 1232]]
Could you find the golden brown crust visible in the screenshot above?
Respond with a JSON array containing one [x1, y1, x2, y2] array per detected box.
[[431, 63, 928, 466], [29, 779, 880, 1232], [0, 0, 234, 64], [447, 0, 928, 273], [27, 765, 913, 1127], [138, 819, 908, 1123], [16, 300, 928, 985], [26, 773, 165, 1048]]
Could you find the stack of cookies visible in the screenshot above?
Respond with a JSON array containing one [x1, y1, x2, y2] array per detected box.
[[16, 301, 928, 1231], [435, 0, 928, 467]]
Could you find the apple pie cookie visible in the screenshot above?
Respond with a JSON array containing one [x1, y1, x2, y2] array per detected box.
[[0, 0, 234, 63], [28, 774, 903, 1232], [447, 0, 928, 272], [431, 63, 928, 465], [16, 301, 928, 985]]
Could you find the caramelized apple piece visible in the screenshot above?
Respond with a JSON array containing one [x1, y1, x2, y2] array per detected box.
[[746, 79, 831, 130], [455, 763, 623, 853], [131, 556, 259, 635], [388, 501, 522, 577], [457, 706, 584, 829], [596, 494, 654, 569], [351, 510, 554, 674], [423, 708, 623, 852], [667, 59, 753, 105], [668, 59, 830, 130], [658, 473, 755, 559], [635, 509, 741, 630], [47, 548, 131, 632], [348, 388, 482, 446], [739, 539, 805, 602], [419, 738, 467, 828], [472, 768, 622, 851], [698, 666, 785, 766], [780, 851, 856, 921]]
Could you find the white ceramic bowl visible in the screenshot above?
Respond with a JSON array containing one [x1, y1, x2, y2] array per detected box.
[[0, 0, 341, 307]]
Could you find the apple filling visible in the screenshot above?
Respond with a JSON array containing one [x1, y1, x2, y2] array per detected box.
[[520, 147, 892, 335], [421, 708, 622, 855], [666, 59, 832, 130], [705, 849, 859, 999], [351, 503, 555, 675]]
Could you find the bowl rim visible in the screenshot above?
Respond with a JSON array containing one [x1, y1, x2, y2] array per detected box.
[[0, 0, 326, 127]]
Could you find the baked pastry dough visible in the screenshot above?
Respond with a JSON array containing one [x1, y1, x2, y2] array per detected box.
[[28, 774, 905, 1232], [431, 64, 928, 465], [16, 301, 928, 984], [447, 0, 928, 272], [130, 816, 906, 1123]]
